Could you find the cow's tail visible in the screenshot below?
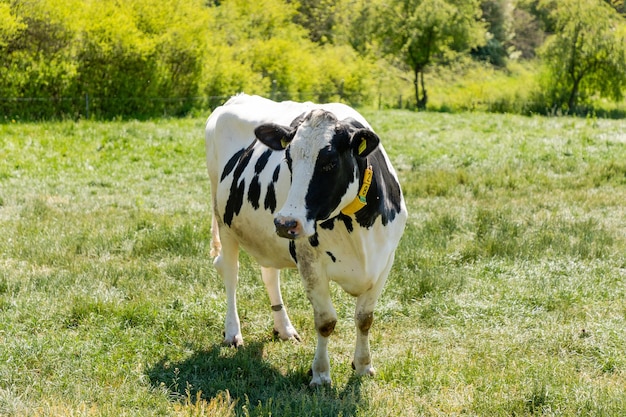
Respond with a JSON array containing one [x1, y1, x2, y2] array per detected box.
[[206, 109, 222, 259], [210, 210, 221, 258]]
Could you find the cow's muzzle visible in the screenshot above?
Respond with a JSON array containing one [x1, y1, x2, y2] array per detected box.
[[274, 217, 302, 240]]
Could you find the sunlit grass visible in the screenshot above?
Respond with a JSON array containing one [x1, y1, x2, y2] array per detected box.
[[1, 112, 625, 415]]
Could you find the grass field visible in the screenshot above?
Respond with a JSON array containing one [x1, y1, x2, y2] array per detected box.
[[1, 111, 625, 416]]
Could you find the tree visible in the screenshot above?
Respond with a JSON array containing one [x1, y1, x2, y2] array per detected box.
[[472, 0, 513, 66], [376, 0, 486, 109], [1, 0, 82, 118], [539, 0, 626, 113], [604, 0, 625, 16], [508, 6, 545, 59], [290, 0, 343, 44], [0, 2, 24, 49]]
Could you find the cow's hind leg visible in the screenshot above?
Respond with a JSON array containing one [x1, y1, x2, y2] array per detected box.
[[261, 267, 300, 341], [213, 234, 243, 347], [353, 299, 376, 376]]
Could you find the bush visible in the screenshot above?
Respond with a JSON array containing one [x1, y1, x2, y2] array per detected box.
[[0, 0, 380, 119]]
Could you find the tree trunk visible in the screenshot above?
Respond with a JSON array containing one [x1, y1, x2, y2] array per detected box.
[[418, 70, 428, 110], [567, 77, 581, 113], [414, 66, 428, 110]]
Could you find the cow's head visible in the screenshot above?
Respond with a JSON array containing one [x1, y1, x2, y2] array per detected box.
[[254, 109, 379, 239]]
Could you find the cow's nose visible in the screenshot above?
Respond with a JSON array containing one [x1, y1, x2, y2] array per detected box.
[[274, 217, 301, 239]]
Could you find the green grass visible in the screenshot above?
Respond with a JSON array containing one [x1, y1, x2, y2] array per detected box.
[[1, 112, 625, 416]]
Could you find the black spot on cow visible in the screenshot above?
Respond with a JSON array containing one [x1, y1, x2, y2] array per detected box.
[[223, 179, 245, 226], [338, 213, 354, 232], [220, 148, 245, 182], [289, 241, 297, 263], [320, 213, 353, 233], [264, 182, 276, 212], [264, 164, 281, 212], [248, 175, 261, 209], [271, 164, 281, 182], [326, 251, 336, 262], [319, 218, 334, 231], [255, 149, 273, 174], [222, 142, 256, 226], [309, 233, 319, 247]]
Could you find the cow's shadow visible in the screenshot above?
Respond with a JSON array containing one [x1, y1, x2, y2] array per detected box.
[[146, 340, 366, 416]]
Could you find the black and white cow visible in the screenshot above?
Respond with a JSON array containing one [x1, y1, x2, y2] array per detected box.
[[205, 94, 407, 386]]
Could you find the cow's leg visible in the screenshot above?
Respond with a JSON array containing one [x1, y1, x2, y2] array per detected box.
[[300, 268, 336, 386], [353, 296, 377, 376], [353, 257, 395, 376], [213, 234, 243, 347], [261, 267, 300, 341]]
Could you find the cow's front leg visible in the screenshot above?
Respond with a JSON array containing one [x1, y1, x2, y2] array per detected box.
[[353, 259, 394, 376], [300, 266, 337, 386], [310, 308, 336, 386], [261, 267, 300, 341], [213, 236, 243, 347]]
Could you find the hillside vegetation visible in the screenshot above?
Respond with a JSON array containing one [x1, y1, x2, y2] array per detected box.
[[1, 0, 625, 119]]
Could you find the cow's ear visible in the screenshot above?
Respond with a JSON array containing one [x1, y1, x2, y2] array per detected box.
[[255, 124, 294, 150], [351, 129, 379, 157]]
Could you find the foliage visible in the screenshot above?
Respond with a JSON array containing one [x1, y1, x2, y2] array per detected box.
[[1, 0, 214, 118], [538, 0, 626, 114], [425, 59, 541, 113], [0, 0, 377, 119], [507, 5, 545, 58], [0, 2, 24, 49], [1, 0, 625, 119], [375, 0, 486, 109], [472, 0, 513, 66], [290, 0, 349, 45]]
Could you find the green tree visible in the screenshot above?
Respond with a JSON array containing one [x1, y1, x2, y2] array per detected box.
[[376, 0, 486, 109], [539, 0, 626, 113], [207, 0, 376, 104], [508, 5, 545, 59], [74, 0, 213, 117], [604, 0, 625, 16], [290, 0, 343, 44], [1, 0, 81, 118], [472, 0, 513, 66], [0, 2, 24, 49]]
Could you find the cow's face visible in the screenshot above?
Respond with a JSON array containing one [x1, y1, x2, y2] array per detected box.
[[255, 109, 379, 239]]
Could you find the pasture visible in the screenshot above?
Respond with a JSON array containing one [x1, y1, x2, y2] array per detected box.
[[1, 111, 625, 416]]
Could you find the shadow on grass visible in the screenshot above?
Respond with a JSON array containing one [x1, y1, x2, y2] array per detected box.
[[147, 341, 366, 416]]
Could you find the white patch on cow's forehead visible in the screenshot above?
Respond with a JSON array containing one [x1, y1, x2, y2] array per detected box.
[[290, 110, 337, 160]]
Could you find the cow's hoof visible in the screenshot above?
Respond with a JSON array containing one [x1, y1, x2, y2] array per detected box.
[[309, 375, 332, 387], [223, 334, 244, 348], [309, 369, 332, 387], [273, 327, 301, 343], [352, 361, 376, 377]]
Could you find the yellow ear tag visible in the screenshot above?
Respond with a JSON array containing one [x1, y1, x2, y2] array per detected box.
[[280, 137, 289, 148], [358, 138, 367, 155]]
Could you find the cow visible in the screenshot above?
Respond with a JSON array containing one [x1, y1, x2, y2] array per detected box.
[[205, 94, 407, 386]]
